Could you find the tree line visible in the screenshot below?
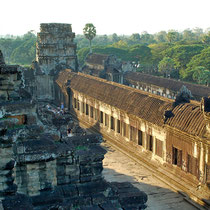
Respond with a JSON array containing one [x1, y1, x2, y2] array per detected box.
[[78, 28, 210, 86], [0, 28, 209, 85], [0, 31, 36, 66]]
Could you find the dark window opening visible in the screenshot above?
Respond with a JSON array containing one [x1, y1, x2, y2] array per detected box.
[[117, 119, 121, 133], [138, 130, 143, 146], [149, 136, 153, 151], [77, 101, 80, 110], [111, 116, 115, 130], [86, 104, 89, 115], [74, 98, 77, 108], [172, 147, 182, 167], [147, 135, 153, 151], [100, 111, 103, 124], [82, 102, 85, 113]]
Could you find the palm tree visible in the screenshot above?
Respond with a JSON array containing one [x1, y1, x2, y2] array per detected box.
[[83, 23, 96, 53]]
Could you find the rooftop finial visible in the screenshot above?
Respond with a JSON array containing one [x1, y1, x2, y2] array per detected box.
[[174, 85, 193, 107]]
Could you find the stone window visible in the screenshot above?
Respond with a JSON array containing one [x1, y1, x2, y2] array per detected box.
[[155, 139, 163, 157], [147, 135, 153, 152], [100, 111, 103, 124], [138, 130, 143, 146], [90, 106, 94, 118], [86, 104, 89, 115], [111, 116, 115, 130], [73, 98, 77, 108], [117, 119, 121, 133], [172, 146, 182, 167], [77, 100, 80, 111], [105, 113, 109, 126]]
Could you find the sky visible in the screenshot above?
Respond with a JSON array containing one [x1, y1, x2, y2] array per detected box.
[[1, 0, 210, 36]]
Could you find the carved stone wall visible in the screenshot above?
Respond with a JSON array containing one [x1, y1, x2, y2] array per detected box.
[[28, 23, 78, 101], [36, 23, 77, 75]]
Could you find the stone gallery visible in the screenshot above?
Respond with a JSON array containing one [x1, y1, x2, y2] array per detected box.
[[0, 22, 209, 209]]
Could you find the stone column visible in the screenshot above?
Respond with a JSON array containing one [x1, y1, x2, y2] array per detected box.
[[143, 132, 147, 149], [153, 137, 156, 155], [199, 143, 204, 183]]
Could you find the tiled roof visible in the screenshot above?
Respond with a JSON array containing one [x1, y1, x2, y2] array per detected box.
[[165, 103, 206, 137], [125, 72, 210, 100], [85, 53, 109, 66], [57, 70, 207, 138]]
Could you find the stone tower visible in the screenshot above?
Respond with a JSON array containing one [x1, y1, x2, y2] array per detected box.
[[34, 23, 78, 101], [36, 23, 77, 74]]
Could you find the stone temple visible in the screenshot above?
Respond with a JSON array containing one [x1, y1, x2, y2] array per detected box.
[[0, 24, 148, 209], [33, 23, 78, 101], [1, 22, 210, 209]]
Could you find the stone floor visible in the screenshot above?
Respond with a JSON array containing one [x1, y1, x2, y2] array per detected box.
[[101, 142, 199, 210]]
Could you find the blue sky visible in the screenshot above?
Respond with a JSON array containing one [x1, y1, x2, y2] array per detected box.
[[1, 0, 209, 35]]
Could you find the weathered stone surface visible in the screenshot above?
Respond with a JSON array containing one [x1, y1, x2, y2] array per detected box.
[[24, 23, 78, 101], [0, 52, 147, 209]]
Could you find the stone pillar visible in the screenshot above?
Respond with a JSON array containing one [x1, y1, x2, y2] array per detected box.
[[162, 137, 167, 162], [143, 132, 147, 149], [199, 143, 204, 183], [153, 137, 156, 155]]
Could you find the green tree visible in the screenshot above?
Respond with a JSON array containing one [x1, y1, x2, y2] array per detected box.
[[149, 43, 171, 65], [202, 32, 210, 44], [166, 31, 180, 43], [158, 56, 175, 78], [140, 31, 155, 44], [128, 33, 141, 45], [155, 31, 167, 43], [77, 47, 90, 65], [83, 23, 96, 53], [193, 27, 203, 41], [163, 44, 205, 75], [128, 45, 152, 64], [110, 33, 120, 43], [192, 66, 210, 86], [182, 29, 195, 41], [183, 47, 210, 80], [112, 40, 128, 49]]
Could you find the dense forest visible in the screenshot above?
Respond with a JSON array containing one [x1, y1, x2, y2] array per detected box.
[[0, 28, 209, 85]]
